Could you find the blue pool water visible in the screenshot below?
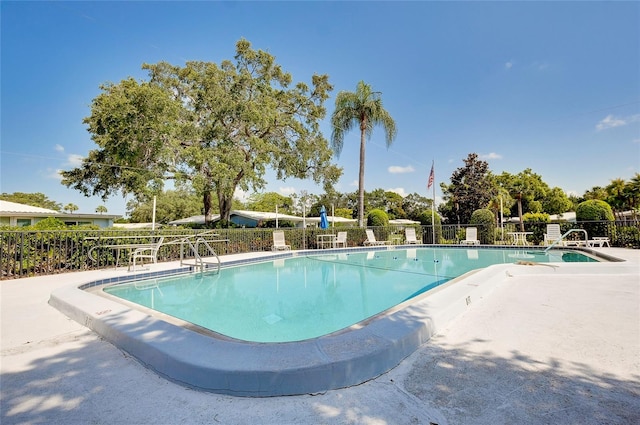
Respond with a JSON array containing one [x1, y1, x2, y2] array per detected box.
[[104, 247, 597, 342]]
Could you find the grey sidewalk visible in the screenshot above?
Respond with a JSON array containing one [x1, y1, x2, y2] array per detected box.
[[1, 249, 639, 424]]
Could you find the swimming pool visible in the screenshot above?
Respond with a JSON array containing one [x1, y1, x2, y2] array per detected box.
[[103, 247, 597, 343], [50, 246, 608, 396]]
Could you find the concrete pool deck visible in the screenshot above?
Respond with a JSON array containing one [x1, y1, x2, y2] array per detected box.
[[2, 247, 639, 424]]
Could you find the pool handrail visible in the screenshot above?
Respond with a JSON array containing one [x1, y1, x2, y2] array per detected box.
[[544, 229, 589, 252]]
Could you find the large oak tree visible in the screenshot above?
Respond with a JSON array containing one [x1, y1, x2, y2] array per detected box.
[[62, 39, 341, 224]]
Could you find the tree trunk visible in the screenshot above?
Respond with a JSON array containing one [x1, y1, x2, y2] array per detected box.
[[203, 191, 214, 223], [358, 126, 366, 227], [218, 191, 233, 224], [517, 193, 524, 232]]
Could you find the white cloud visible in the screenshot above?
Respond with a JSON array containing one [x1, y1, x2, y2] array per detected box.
[[66, 154, 85, 166], [531, 61, 549, 71], [388, 165, 415, 174], [504, 60, 514, 70], [279, 186, 296, 196], [54, 144, 64, 152], [350, 180, 358, 187], [45, 168, 63, 181], [480, 152, 503, 160], [387, 187, 407, 197], [596, 114, 640, 131]]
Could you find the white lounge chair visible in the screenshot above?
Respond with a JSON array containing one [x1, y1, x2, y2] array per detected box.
[[405, 227, 419, 244], [460, 227, 480, 245], [272, 230, 291, 251], [544, 224, 564, 246], [363, 229, 388, 246], [587, 237, 610, 247], [334, 231, 347, 248], [129, 237, 165, 272]]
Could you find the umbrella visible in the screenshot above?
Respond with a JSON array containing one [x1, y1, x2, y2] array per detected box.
[[320, 205, 329, 229]]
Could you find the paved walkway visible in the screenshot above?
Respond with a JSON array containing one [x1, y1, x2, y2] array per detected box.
[[1, 248, 639, 424]]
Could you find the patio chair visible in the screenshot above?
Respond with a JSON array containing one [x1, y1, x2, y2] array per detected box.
[[460, 227, 480, 245], [129, 237, 165, 272], [405, 227, 419, 244], [334, 231, 347, 248], [363, 229, 388, 246], [272, 230, 291, 251], [544, 224, 564, 246], [587, 236, 610, 247]]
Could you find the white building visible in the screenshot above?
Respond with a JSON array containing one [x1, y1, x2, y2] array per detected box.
[[0, 200, 120, 228]]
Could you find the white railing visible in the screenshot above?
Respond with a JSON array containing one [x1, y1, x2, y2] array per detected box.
[[544, 229, 589, 252]]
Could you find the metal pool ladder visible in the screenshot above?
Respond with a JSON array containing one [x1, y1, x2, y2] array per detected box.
[[544, 229, 589, 252], [178, 234, 222, 273]]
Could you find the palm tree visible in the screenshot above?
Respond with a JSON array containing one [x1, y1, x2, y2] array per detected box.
[[95, 205, 108, 215], [63, 203, 79, 214], [606, 178, 627, 218], [626, 173, 640, 219], [330, 81, 397, 227]]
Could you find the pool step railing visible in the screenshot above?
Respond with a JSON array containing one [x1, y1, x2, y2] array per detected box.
[[178, 234, 222, 273], [544, 229, 589, 252]]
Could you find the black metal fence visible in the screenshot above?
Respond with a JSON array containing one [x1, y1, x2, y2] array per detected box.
[[1, 220, 638, 279]]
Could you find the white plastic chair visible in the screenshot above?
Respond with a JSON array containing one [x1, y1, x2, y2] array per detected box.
[[129, 237, 165, 272], [272, 230, 291, 251], [460, 227, 480, 245], [544, 224, 564, 246], [334, 231, 347, 248], [363, 229, 388, 246], [405, 227, 419, 244]]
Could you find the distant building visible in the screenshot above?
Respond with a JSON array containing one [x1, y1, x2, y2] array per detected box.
[[0, 200, 120, 228], [168, 209, 357, 228]]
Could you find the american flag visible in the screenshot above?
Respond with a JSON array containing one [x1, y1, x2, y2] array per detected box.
[[427, 163, 434, 190]]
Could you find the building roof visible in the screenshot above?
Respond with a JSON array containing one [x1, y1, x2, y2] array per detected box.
[[168, 210, 358, 227], [0, 200, 120, 220], [0, 200, 59, 215], [112, 223, 159, 229], [389, 219, 421, 225]]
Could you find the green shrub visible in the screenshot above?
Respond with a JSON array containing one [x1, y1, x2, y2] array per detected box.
[[616, 226, 640, 248], [367, 209, 389, 227], [30, 217, 67, 230], [417, 209, 441, 243], [470, 209, 495, 244], [522, 212, 550, 245], [576, 200, 615, 238], [576, 200, 614, 221]]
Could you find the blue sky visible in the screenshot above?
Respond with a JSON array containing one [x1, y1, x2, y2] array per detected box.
[[1, 1, 639, 216]]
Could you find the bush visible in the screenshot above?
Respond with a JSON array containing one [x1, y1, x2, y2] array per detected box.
[[30, 217, 67, 230], [576, 200, 614, 221], [367, 209, 389, 227], [470, 209, 495, 244], [417, 209, 442, 243], [522, 212, 550, 245], [616, 226, 640, 248], [576, 200, 615, 238]]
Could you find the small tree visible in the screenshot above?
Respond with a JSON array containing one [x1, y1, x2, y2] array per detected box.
[[470, 209, 496, 244], [367, 209, 389, 227], [95, 205, 108, 214], [440, 153, 494, 225]]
